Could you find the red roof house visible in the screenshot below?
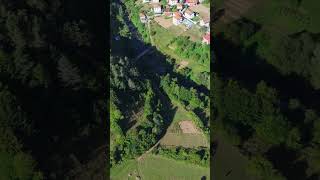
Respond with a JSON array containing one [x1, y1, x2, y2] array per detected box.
[[202, 33, 210, 44], [185, 0, 198, 6]]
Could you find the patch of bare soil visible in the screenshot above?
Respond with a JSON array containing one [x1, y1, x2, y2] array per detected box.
[[177, 60, 189, 69], [179, 120, 200, 134]]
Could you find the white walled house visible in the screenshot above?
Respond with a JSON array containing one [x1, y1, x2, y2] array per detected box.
[[140, 13, 147, 23], [172, 12, 183, 25], [177, 3, 183, 10], [200, 17, 209, 27], [143, 0, 151, 3], [153, 4, 162, 14], [153, 0, 160, 3], [168, 0, 178, 6], [184, 8, 195, 19], [185, 0, 198, 6], [202, 33, 210, 45]]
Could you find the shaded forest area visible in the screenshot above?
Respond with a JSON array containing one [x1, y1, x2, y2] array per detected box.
[[0, 0, 106, 179], [212, 17, 320, 180]]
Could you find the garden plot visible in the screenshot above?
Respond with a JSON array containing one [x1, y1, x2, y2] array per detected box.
[[179, 120, 200, 134]]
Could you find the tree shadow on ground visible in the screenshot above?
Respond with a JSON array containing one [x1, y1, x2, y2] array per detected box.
[[266, 145, 308, 180]]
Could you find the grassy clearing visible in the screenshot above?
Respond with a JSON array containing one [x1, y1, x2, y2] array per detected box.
[[111, 155, 210, 180], [110, 160, 139, 180], [138, 154, 210, 179]]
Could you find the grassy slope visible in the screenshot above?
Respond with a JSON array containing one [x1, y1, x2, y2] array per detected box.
[[111, 155, 210, 180], [151, 22, 209, 73]]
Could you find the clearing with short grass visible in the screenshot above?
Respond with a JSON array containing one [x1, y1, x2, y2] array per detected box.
[[111, 154, 209, 180]]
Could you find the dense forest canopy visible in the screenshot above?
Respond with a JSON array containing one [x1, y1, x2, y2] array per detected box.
[[0, 0, 106, 179]]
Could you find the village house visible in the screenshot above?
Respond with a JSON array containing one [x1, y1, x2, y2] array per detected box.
[[143, 0, 151, 3], [139, 13, 147, 23], [168, 0, 178, 6], [177, 3, 183, 10], [185, 0, 198, 6], [164, 6, 172, 17], [152, 0, 160, 3], [153, 4, 162, 14], [202, 32, 210, 44], [200, 17, 209, 27], [184, 8, 195, 19], [172, 12, 183, 25]]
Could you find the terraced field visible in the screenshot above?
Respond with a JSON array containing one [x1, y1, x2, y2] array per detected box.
[[160, 106, 209, 148], [160, 133, 209, 147]]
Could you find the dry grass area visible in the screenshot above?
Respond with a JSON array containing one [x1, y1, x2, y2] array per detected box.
[[179, 120, 200, 134], [154, 16, 173, 29]]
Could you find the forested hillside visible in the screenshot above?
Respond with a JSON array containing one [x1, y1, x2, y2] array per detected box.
[[110, 0, 210, 178], [0, 0, 106, 179]]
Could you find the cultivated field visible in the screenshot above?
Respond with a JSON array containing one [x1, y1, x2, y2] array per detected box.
[[160, 133, 209, 147], [179, 120, 200, 134], [110, 154, 210, 180]]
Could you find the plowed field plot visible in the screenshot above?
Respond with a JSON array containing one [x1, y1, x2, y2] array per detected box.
[[179, 120, 200, 134], [160, 133, 209, 147]]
